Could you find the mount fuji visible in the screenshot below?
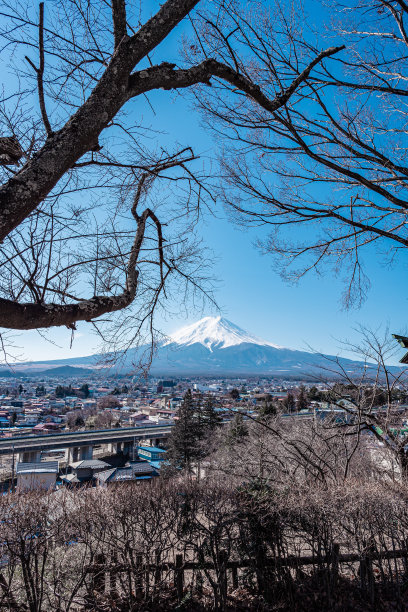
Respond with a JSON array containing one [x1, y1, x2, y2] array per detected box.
[[165, 316, 283, 351], [12, 316, 381, 378], [147, 316, 363, 376]]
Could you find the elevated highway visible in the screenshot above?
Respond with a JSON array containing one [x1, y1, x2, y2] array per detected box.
[[0, 424, 173, 463]]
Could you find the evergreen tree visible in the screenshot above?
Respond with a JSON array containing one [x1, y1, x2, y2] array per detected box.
[[229, 388, 240, 400], [227, 413, 249, 446], [258, 400, 277, 417], [55, 384, 75, 398], [296, 386, 308, 411], [283, 391, 295, 412], [35, 384, 46, 397], [201, 396, 223, 432], [167, 390, 201, 472], [74, 413, 85, 428], [307, 386, 321, 402], [80, 383, 90, 398]]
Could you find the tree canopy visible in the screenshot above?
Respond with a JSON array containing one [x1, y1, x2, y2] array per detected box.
[[0, 0, 405, 357], [0, 0, 343, 356]]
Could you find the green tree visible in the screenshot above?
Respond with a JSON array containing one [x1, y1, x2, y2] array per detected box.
[[227, 413, 249, 446], [55, 385, 73, 398], [74, 414, 85, 428], [229, 388, 240, 401], [283, 392, 296, 413], [296, 386, 308, 412], [80, 383, 90, 399], [35, 384, 46, 397], [55, 385, 63, 398], [201, 396, 223, 432], [167, 390, 202, 473], [307, 386, 322, 402], [258, 401, 277, 418]]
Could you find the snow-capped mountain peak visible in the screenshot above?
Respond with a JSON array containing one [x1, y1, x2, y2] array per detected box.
[[165, 316, 282, 351]]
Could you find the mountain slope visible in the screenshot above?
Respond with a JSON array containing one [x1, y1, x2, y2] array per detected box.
[[5, 316, 394, 377], [129, 316, 374, 376]]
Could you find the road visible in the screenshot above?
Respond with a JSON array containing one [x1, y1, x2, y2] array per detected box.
[[0, 424, 173, 455]]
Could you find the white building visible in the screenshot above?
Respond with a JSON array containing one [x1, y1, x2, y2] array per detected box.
[[16, 461, 59, 491]]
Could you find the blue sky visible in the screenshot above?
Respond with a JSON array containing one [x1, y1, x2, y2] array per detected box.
[[2, 0, 407, 365]]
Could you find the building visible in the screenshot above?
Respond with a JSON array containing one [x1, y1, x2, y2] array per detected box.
[[61, 458, 110, 485], [32, 422, 62, 435], [137, 446, 167, 462], [16, 461, 59, 491], [96, 460, 158, 487]]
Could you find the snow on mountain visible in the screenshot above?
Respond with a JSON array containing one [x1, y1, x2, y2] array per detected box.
[[165, 316, 282, 352], [12, 315, 396, 377]]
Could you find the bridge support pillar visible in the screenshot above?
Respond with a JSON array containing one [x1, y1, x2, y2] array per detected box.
[[17, 450, 41, 463], [79, 445, 93, 460], [66, 446, 93, 464], [66, 447, 73, 464], [123, 442, 133, 457], [67, 446, 90, 464]]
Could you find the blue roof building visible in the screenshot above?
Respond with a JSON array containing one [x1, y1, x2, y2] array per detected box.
[[138, 446, 167, 462]]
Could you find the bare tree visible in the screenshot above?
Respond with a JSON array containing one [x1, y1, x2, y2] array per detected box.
[[189, 0, 408, 306], [0, 0, 339, 349], [311, 327, 408, 478]]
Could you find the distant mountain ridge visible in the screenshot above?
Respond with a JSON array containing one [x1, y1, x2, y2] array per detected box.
[[2, 316, 396, 378]]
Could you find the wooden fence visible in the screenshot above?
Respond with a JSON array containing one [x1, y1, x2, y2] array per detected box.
[[87, 543, 408, 606]]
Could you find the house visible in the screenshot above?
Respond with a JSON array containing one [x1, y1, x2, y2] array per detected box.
[[96, 460, 158, 487], [16, 461, 59, 491], [137, 446, 167, 466], [129, 413, 150, 425], [32, 422, 62, 435], [61, 458, 110, 485]]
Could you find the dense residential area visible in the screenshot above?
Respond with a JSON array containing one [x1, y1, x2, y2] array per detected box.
[[0, 367, 407, 491], [0, 371, 331, 489]]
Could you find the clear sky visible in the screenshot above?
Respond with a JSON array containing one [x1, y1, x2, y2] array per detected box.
[[2, 0, 407, 366]]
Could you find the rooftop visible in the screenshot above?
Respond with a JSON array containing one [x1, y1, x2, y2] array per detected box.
[[70, 459, 110, 470], [16, 461, 59, 474]]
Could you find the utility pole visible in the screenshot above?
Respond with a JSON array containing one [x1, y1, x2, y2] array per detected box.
[[10, 444, 15, 493]]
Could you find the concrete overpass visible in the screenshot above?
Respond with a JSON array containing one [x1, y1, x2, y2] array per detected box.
[[0, 424, 173, 463]]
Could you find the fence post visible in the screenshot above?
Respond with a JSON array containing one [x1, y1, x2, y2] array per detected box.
[[154, 548, 161, 586], [366, 541, 376, 606], [360, 541, 375, 605], [109, 550, 117, 596], [195, 570, 203, 598], [93, 553, 106, 595], [175, 554, 184, 602], [135, 553, 144, 599], [218, 549, 228, 607], [330, 543, 339, 588], [231, 564, 238, 590]]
